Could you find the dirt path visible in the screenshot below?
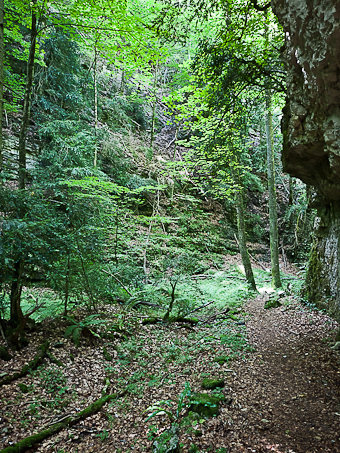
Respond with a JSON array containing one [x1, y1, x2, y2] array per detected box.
[[220, 296, 340, 453], [1, 293, 339, 453]]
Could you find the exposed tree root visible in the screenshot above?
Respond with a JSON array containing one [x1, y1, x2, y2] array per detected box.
[[0, 390, 126, 453], [0, 341, 49, 387]]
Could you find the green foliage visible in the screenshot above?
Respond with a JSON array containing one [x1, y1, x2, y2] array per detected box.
[[96, 429, 109, 442], [188, 392, 225, 418], [264, 294, 283, 309], [144, 382, 191, 423], [64, 315, 107, 346]]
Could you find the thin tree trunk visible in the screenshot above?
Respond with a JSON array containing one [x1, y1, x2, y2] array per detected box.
[[10, 2, 38, 328], [288, 176, 294, 205], [265, 89, 282, 288], [235, 190, 257, 291], [150, 61, 158, 147], [9, 261, 24, 326], [76, 238, 96, 311], [64, 254, 71, 316], [0, 0, 4, 170], [93, 37, 98, 168], [18, 0, 37, 189]]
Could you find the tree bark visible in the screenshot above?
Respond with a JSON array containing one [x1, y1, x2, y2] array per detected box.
[[9, 260, 24, 327], [150, 61, 158, 147], [10, 1, 37, 327], [265, 89, 282, 288], [18, 0, 37, 189], [0, 0, 4, 170], [93, 37, 98, 168], [235, 190, 257, 291]]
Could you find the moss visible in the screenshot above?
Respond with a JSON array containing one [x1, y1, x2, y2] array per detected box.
[[201, 378, 225, 390], [0, 341, 49, 387], [264, 298, 282, 309], [188, 392, 225, 417], [213, 355, 230, 365], [0, 390, 125, 453], [305, 242, 323, 304], [103, 346, 113, 362], [18, 383, 29, 393], [168, 316, 198, 325], [142, 317, 161, 325]]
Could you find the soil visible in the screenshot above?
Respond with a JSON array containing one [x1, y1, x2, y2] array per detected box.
[[213, 296, 340, 453], [0, 291, 339, 453]]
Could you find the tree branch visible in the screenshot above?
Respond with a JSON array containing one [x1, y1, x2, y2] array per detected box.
[[249, 0, 271, 11]]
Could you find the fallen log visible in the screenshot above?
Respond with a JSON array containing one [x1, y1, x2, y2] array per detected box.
[[0, 341, 49, 387], [0, 390, 126, 453]]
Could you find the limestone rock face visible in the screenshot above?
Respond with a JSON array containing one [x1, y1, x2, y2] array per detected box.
[[272, 0, 340, 198], [272, 0, 340, 319]]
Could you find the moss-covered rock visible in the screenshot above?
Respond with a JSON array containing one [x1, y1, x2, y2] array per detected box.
[[201, 378, 225, 390], [188, 392, 225, 417], [264, 298, 282, 309]]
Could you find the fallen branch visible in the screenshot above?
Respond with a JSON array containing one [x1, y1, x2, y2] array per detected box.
[[24, 294, 45, 317], [184, 301, 214, 316], [142, 316, 199, 326], [200, 308, 231, 324], [0, 341, 49, 387], [0, 390, 126, 453], [46, 350, 63, 367], [102, 269, 133, 297], [165, 136, 176, 150], [132, 300, 161, 309]]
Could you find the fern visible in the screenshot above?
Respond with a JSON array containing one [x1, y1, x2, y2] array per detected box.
[[64, 315, 108, 346]]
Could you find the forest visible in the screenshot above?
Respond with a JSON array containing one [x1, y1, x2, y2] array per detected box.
[[0, 0, 339, 452]]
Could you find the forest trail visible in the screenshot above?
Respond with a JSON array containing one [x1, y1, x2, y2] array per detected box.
[[224, 296, 340, 453], [1, 274, 339, 453]]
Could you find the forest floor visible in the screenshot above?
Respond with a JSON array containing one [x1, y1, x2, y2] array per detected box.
[[0, 265, 339, 453]]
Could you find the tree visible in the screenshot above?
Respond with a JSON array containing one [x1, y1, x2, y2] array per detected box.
[[0, 0, 4, 170], [166, 78, 258, 289], [265, 89, 282, 288], [8, 0, 38, 329]]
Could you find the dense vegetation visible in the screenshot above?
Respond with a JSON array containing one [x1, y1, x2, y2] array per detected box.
[[0, 1, 338, 453]]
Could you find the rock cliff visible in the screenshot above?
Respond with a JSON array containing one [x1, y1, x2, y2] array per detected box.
[[272, 0, 340, 319]]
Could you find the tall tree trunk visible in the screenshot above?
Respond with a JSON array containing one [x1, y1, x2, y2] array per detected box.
[[235, 190, 257, 291], [0, 0, 4, 171], [150, 61, 158, 147], [10, 2, 37, 327], [9, 261, 24, 327], [18, 0, 37, 189], [265, 89, 282, 288], [93, 37, 98, 168]]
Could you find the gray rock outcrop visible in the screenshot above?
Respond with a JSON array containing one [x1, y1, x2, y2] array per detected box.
[[272, 0, 340, 319]]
